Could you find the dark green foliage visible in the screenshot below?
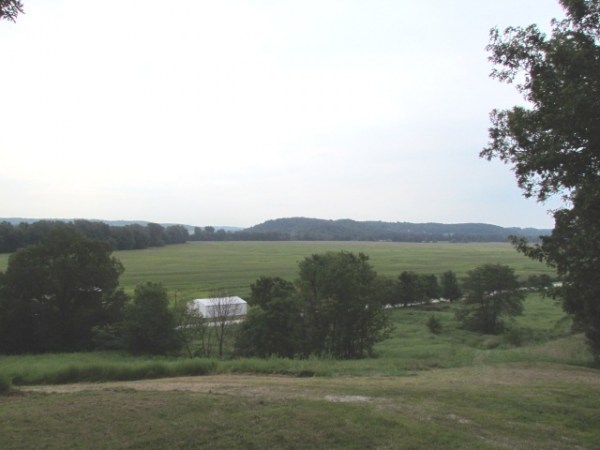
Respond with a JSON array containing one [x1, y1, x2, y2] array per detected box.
[[396, 271, 427, 306], [0, 373, 11, 394], [526, 274, 554, 291], [0, 229, 125, 353], [427, 315, 442, 334], [298, 252, 391, 358], [237, 253, 391, 359], [0, 219, 190, 254], [456, 264, 525, 334], [441, 270, 462, 301], [0, 0, 22, 22], [235, 277, 301, 358], [242, 217, 549, 242], [482, 0, 600, 357], [123, 283, 180, 355]]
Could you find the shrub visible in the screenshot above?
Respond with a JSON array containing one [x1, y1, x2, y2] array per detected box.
[[0, 373, 12, 394], [427, 315, 442, 334]]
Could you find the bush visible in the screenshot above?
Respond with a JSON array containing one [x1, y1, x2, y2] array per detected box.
[[0, 373, 12, 394], [427, 315, 442, 334]]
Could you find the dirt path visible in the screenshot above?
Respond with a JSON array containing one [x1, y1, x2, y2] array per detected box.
[[20, 364, 600, 400]]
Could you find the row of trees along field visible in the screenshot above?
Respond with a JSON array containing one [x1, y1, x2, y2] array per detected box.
[[0, 227, 552, 357], [0, 218, 549, 255], [0, 220, 189, 253]]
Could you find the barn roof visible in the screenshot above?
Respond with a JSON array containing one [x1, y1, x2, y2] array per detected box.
[[190, 296, 247, 306]]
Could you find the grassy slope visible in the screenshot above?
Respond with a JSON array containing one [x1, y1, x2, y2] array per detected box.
[[1, 295, 599, 449], [1, 244, 595, 449], [1, 365, 599, 449]]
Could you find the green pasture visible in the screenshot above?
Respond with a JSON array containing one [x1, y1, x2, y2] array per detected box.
[[1, 294, 599, 449], [0, 241, 556, 298], [32, 241, 552, 298], [0, 294, 591, 385]]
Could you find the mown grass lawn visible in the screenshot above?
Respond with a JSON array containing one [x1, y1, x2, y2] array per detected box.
[[2, 363, 599, 450]]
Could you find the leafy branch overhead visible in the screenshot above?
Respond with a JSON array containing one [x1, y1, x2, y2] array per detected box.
[[0, 0, 23, 22], [482, 0, 600, 358]]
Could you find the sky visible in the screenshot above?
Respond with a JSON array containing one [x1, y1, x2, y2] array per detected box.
[[0, 0, 567, 228]]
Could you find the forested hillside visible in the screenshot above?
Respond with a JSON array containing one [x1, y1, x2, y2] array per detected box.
[[243, 217, 550, 242]]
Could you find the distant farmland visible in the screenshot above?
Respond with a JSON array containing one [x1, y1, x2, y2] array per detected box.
[[18, 241, 554, 298]]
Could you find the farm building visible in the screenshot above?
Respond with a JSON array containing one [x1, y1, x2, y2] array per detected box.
[[189, 296, 247, 319]]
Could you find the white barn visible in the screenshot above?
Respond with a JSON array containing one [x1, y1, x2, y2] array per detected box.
[[189, 296, 247, 319]]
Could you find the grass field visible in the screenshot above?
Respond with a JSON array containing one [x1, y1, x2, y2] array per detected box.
[[1, 295, 599, 449], [0, 241, 555, 298], [2, 242, 595, 449], [24, 241, 551, 298]]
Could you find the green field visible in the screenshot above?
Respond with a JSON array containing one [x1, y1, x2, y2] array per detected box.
[[0, 241, 556, 298], [3, 241, 594, 450], [58, 241, 558, 298], [1, 295, 599, 449]]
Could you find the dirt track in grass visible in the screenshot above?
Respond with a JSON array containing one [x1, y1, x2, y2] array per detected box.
[[20, 363, 600, 400]]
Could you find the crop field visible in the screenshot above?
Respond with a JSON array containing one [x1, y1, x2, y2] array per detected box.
[[105, 241, 556, 297], [0, 241, 556, 298]]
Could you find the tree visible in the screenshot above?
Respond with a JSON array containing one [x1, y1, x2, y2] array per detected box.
[[0, 0, 23, 22], [455, 264, 525, 334], [123, 282, 180, 355], [396, 271, 426, 307], [196, 291, 243, 358], [172, 297, 207, 358], [441, 270, 462, 301], [297, 252, 390, 358], [235, 277, 301, 358], [420, 274, 441, 301], [481, 0, 600, 355], [0, 229, 125, 353]]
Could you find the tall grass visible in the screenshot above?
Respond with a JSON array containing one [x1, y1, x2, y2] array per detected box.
[[1, 294, 594, 386]]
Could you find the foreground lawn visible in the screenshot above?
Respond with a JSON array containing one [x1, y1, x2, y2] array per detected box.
[[2, 364, 599, 449]]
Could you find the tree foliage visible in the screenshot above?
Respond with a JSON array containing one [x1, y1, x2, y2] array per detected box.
[[482, 0, 600, 355], [0, 0, 23, 22], [456, 264, 525, 334], [235, 277, 301, 358], [441, 270, 462, 301], [123, 282, 180, 355], [0, 228, 125, 353], [237, 252, 390, 359], [297, 252, 390, 358]]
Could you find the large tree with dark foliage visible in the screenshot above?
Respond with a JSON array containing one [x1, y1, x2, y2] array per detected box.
[[237, 252, 390, 359], [0, 0, 23, 22], [235, 277, 301, 358], [123, 282, 180, 355], [0, 228, 126, 353], [298, 252, 390, 358], [481, 0, 600, 357], [456, 264, 524, 334]]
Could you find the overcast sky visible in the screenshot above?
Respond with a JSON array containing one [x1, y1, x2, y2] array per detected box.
[[0, 1, 566, 228]]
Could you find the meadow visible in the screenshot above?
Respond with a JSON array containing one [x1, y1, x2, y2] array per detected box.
[[115, 241, 556, 297], [0, 241, 554, 298], [2, 242, 597, 449], [1, 295, 599, 449]]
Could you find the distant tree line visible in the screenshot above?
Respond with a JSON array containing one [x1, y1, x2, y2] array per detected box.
[[190, 218, 550, 243], [0, 220, 189, 253]]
